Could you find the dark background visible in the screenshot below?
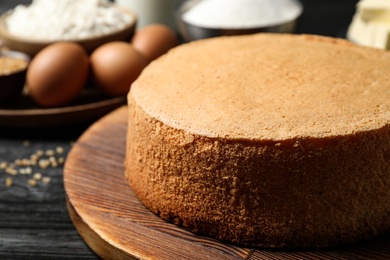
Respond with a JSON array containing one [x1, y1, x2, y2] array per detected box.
[[1, 0, 360, 37], [296, 0, 359, 36], [0, 0, 362, 259]]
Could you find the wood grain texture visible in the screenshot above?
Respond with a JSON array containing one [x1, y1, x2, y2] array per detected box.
[[0, 131, 99, 260], [64, 106, 390, 260]]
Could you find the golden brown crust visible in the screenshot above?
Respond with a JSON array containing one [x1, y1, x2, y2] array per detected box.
[[130, 33, 390, 140], [125, 33, 390, 248]]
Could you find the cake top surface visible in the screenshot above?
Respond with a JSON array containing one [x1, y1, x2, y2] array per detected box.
[[130, 33, 390, 140]]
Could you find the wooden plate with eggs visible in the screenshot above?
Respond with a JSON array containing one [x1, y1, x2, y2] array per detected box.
[[0, 19, 179, 128], [0, 88, 127, 128], [0, 42, 131, 128]]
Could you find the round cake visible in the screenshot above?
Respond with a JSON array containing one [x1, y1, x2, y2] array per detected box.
[[125, 33, 390, 249]]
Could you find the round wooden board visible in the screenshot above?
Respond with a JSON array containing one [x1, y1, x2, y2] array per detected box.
[[64, 106, 390, 260]]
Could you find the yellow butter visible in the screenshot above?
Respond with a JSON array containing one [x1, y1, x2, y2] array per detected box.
[[347, 0, 390, 49]]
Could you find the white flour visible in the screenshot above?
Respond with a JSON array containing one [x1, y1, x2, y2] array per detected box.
[[182, 0, 302, 29], [6, 0, 134, 40]]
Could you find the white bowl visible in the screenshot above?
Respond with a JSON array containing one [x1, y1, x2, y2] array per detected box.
[[0, 5, 137, 56]]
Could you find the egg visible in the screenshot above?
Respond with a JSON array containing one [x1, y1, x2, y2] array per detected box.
[[27, 42, 89, 107], [132, 24, 179, 63], [90, 41, 148, 96]]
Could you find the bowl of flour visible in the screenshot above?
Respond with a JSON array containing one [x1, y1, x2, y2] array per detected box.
[[0, 0, 137, 56], [177, 0, 303, 42]]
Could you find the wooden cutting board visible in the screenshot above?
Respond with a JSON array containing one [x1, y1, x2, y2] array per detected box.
[[64, 106, 390, 260]]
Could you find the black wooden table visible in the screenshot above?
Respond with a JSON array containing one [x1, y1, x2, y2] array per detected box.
[[0, 125, 99, 259], [0, 0, 364, 259]]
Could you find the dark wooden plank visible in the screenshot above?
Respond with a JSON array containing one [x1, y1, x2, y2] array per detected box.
[[64, 106, 390, 260], [0, 131, 99, 260]]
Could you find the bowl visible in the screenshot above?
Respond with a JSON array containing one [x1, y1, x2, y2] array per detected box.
[[176, 0, 303, 42], [0, 50, 30, 103], [0, 5, 137, 56]]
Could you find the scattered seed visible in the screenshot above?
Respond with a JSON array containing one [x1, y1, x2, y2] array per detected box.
[[23, 159, 32, 166], [14, 159, 22, 166], [27, 179, 37, 187], [4, 143, 68, 188], [42, 177, 51, 184], [48, 156, 57, 167], [19, 167, 32, 175], [5, 177, 13, 187], [57, 157, 65, 164], [56, 146, 64, 154], [35, 150, 44, 157], [0, 162, 7, 170], [45, 150, 55, 156], [15, 158, 31, 166], [39, 159, 50, 169], [5, 168, 17, 175], [33, 172, 42, 180]]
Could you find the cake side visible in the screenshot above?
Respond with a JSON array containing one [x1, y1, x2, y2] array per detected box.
[[125, 33, 390, 249], [126, 94, 390, 249]]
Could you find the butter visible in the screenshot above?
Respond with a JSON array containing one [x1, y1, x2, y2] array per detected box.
[[347, 0, 390, 49]]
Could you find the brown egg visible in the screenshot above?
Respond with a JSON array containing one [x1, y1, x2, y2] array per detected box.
[[132, 24, 179, 63], [27, 42, 89, 107], [90, 41, 148, 97]]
